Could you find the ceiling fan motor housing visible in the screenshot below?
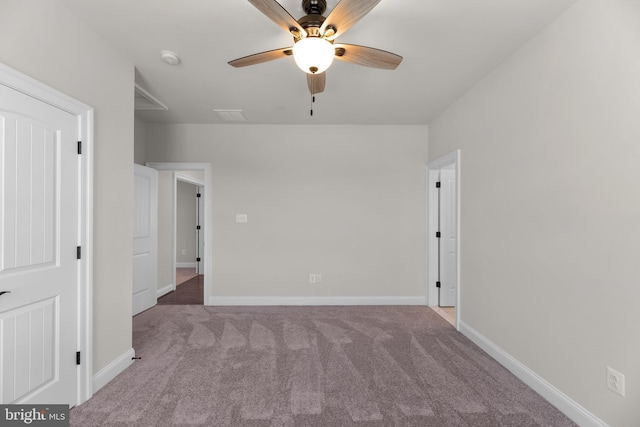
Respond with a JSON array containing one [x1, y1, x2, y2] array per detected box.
[[299, 0, 327, 37]]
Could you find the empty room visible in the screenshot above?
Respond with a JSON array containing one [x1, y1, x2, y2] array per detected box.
[[0, 0, 637, 426]]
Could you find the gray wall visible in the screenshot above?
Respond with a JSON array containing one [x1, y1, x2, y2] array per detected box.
[[0, 1, 134, 375], [134, 118, 147, 165], [157, 170, 174, 292], [147, 124, 428, 301], [428, 0, 639, 425], [176, 180, 197, 264]]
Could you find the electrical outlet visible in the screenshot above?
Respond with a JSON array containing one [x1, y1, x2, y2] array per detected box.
[[607, 367, 626, 397], [316, 274, 321, 283], [309, 274, 316, 284], [235, 214, 248, 223]]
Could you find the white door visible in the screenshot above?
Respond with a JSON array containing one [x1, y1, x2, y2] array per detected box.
[[0, 83, 78, 404], [133, 164, 158, 315], [439, 164, 457, 307]]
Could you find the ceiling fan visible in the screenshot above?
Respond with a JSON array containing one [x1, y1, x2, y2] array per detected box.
[[228, 0, 403, 96]]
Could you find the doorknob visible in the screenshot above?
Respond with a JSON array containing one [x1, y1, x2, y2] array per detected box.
[[0, 291, 10, 296]]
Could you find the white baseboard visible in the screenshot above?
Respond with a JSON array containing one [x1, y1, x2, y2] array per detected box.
[[458, 321, 608, 427], [92, 348, 135, 393], [176, 262, 196, 268], [157, 284, 173, 298], [208, 296, 426, 306]]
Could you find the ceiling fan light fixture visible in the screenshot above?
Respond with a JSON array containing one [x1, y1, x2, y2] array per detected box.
[[292, 37, 334, 74]]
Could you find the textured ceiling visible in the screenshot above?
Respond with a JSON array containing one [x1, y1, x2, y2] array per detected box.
[[59, 0, 577, 125]]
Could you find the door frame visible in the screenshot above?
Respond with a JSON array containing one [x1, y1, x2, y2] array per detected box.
[[146, 163, 211, 304], [427, 150, 460, 328], [0, 63, 94, 405]]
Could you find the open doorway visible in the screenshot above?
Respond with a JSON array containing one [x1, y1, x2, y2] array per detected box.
[[146, 163, 211, 305], [169, 178, 203, 304], [427, 150, 460, 328]]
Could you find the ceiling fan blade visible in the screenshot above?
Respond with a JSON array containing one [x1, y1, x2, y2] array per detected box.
[[248, 0, 306, 38], [334, 44, 402, 70], [228, 47, 293, 67], [320, 0, 382, 40], [307, 72, 326, 94]]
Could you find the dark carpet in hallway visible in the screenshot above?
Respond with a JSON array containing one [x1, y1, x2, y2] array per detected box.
[[157, 275, 203, 305], [71, 305, 576, 426]]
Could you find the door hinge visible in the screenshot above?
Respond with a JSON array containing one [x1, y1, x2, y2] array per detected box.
[[435, 182, 441, 188], [76, 351, 81, 365], [196, 257, 201, 262], [436, 281, 441, 288], [76, 246, 82, 259], [196, 225, 201, 230], [77, 141, 82, 155], [196, 193, 201, 198], [436, 232, 441, 238]]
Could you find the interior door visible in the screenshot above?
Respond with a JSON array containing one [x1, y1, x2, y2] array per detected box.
[[133, 164, 158, 315], [439, 164, 457, 307], [0, 82, 78, 404]]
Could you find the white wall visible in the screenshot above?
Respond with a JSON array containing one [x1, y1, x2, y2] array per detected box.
[[146, 124, 428, 302], [428, 0, 640, 425], [0, 1, 134, 376]]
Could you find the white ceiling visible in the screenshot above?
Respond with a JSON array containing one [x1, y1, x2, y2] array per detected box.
[[59, 0, 577, 125]]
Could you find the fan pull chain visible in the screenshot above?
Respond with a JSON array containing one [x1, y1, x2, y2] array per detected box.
[[310, 95, 315, 116]]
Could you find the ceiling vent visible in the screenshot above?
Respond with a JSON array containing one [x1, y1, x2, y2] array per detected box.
[[135, 84, 168, 111], [214, 109, 248, 122]]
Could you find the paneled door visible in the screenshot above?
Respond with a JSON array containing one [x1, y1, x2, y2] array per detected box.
[[0, 82, 79, 404], [133, 164, 158, 315]]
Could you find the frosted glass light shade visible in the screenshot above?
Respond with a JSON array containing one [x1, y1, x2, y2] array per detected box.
[[293, 37, 335, 74]]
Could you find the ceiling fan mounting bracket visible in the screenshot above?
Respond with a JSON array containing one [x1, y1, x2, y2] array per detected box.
[[302, 0, 327, 16]]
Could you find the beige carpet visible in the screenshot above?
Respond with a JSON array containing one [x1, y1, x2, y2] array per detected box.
[[71, 305, 576, 426]]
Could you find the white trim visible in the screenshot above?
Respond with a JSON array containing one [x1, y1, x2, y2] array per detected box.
[[146, 163, 211, 303], [459, 322, 608, 427], [176, 262, 197, 268], [174, 172, 204, 187], [157, 284, 173, 298], [0, 62, 94, 406], [426, 150, 461, 329], [92, 348, 135, 393], [134, 83, 168, 111], [209, 296, 427, 306]]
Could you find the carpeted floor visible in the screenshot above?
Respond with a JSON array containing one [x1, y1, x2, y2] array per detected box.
[[158, 275, 204, 305], [71, 306, 577, 426], [176, 268, 198, 286]]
